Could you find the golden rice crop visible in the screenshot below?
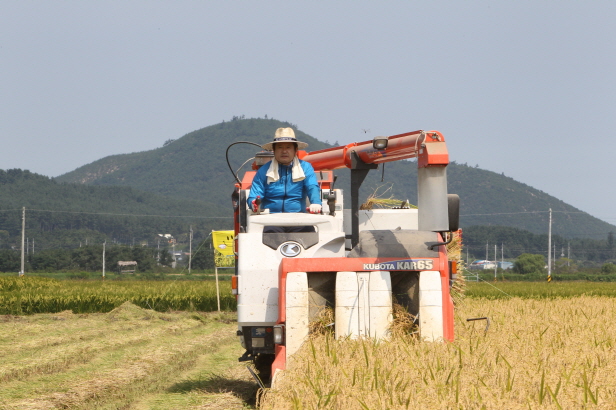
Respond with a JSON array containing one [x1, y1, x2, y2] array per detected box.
[[0, 277, 236, 314], [259, 296, 616, 409]]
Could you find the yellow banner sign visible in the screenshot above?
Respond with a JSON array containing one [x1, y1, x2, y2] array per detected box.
[[212, 230, 235, 267]]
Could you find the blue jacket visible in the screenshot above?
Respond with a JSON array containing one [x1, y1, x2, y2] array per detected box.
[[247, 160, 322, 213]]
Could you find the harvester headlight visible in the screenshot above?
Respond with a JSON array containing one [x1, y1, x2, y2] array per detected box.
[[372, 136, 388, 150], [273, 325, 284, 345]]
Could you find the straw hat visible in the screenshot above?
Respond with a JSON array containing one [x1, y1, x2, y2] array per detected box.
[[261, 128, 308, 151]]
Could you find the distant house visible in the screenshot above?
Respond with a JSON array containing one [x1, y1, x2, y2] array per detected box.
[[469, 260, 514, 270], [118, 261, 137, 274], [468, 260, 496, 270]]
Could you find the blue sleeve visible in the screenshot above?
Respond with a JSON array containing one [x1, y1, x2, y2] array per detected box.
[[247, 168, 266, 208], [302, 161, 322, 205]]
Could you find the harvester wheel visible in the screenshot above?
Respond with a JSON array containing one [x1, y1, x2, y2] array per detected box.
[[254, 353, 275, 386]]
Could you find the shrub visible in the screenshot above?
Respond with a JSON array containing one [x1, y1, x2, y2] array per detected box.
[[601, 263, 616, 274], [513, 253, 546, 274]]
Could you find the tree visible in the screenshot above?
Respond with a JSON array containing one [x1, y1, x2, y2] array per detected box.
[[131, 247, 156, 271], [29, 249, 72, 272], [513, 253, 546, 274], [0, 230, 9, 249], [191, 239, 215, 270], [0, 250, 20, 272], [600, 263, 616, 274], [554, 257, 576, 274], [156, 247, 173, 267]]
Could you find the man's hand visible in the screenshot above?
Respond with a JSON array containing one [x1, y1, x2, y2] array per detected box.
[[252, 196, 261, 212], [308, 204, 322, 214]]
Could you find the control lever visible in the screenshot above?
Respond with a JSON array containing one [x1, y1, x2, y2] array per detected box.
[[251, 196, 262, 215], [255, 196, 262, 215], [323, 176, 338, 216]]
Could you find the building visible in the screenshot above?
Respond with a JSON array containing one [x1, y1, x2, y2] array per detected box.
[[468, 260, 496, 270]]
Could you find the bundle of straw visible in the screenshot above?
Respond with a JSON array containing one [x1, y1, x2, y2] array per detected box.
[[447, 229, 466, 305], [359, 184, 417, 210]]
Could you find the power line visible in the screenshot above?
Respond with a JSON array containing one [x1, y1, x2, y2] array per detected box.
[[0, 208, 232, 219], [461, 210, 586, 216]]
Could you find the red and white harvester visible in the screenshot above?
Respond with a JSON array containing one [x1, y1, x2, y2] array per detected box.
[[229, 130, 459, 385]]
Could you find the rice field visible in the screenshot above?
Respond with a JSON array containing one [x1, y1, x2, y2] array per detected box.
[[259, 295, 616, 409], [2, 278, 616, 408], [0, 302, 254, 409], [465, 281, 616, 299], [0, 276, 236, 314]]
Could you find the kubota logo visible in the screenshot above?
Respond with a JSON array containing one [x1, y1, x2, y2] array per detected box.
[[363, 259, 434, 271], [280, 242, 301, 257]]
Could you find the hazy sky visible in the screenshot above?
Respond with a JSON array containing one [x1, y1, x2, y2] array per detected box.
[[1, 2, 615, 224]]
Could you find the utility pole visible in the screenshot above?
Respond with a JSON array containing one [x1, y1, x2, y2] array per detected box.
[[554, 244, 556, 272], [494, 244, 497, 281], [172, 239, 176, 269], [102, 241, 106, 278], [547, 208, 552, 281], [19, 207, 25, 276], [188, 226, 193, 274]]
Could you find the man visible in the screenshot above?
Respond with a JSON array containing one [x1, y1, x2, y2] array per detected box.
[[247, 128, 322, 232]]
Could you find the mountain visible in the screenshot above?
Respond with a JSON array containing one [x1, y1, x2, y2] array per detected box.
[[57, 118, 331, 208], [0, 169, 229, 250], [56, 117, 616, 240]]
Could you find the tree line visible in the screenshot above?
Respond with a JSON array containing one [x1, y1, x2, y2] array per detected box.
[[463, 225, 616, 267], [0, 238, 219, 274]]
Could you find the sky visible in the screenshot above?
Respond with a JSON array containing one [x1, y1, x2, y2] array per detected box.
[[1, 2, 615, 224]]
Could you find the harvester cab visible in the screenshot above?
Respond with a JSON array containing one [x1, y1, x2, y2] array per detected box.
[[228, 130, 459, 385]]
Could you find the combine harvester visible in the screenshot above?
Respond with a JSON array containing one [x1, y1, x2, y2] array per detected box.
[[228, 130, 459, 385]]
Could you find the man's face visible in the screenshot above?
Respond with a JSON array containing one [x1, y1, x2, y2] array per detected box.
[[273, 142, 297, 165]]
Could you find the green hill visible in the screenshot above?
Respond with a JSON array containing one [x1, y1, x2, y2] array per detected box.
[[57, 118, 332, 208], [56, 117, 616, 240], [0, 169, 230, 251]]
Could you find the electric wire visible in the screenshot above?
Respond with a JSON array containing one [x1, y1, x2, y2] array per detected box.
[[0, 208, 231, 219], [461, 211, 585, 216], [461, 269, 514, 298]]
